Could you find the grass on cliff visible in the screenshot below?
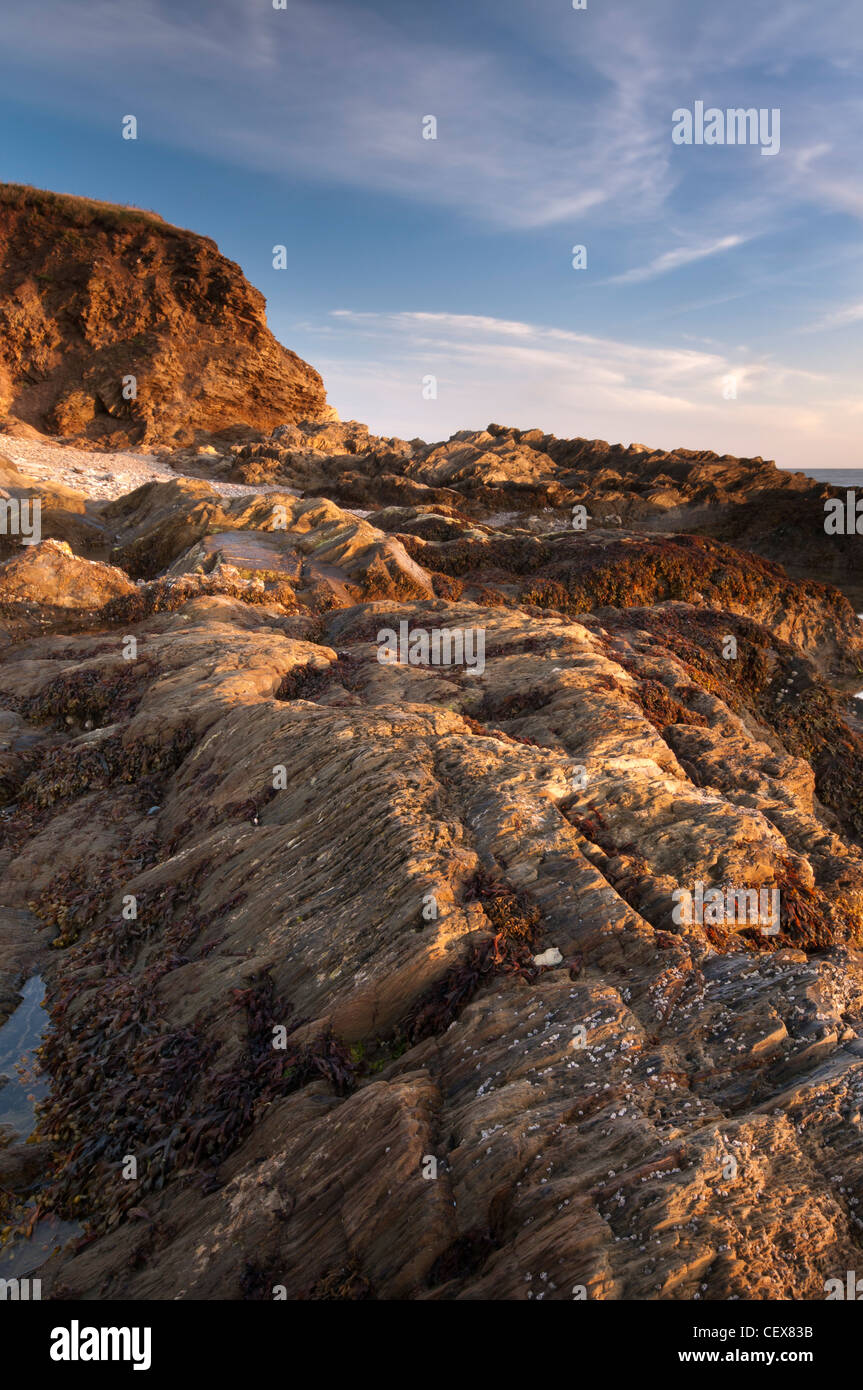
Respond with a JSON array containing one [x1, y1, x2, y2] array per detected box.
[[0, 183, 166, 231]]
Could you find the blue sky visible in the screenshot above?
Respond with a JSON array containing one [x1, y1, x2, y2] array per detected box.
[[1, 0, 861, 467]]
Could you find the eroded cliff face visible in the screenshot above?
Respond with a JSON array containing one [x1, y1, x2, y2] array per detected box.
[[1, 436, 863, 1301], [0, 185, 330, 448]]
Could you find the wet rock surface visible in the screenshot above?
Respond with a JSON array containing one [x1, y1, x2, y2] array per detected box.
[[1, 423, 863, 1301]]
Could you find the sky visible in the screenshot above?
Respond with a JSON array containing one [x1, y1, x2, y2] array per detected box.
[[0, 0, 861, 469]]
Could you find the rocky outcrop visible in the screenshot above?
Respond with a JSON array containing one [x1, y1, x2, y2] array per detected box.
[[0, 539, 135, 612], [229, 420, 863, 603], [2, 443, 863, 1300], [6, 465, 861, 681], [0, 185, 331, 448]]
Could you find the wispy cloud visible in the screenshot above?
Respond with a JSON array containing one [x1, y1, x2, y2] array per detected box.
[[0, 0, 674, 230], [607, 235, 747, 286], [290, 309, 858, 468], [3, 0, 860, 239], [802, 300, 863, 333]]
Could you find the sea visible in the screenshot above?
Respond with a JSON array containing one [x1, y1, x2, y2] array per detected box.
[[780, 467, 863, 487], [0, 975, 81, 1277]]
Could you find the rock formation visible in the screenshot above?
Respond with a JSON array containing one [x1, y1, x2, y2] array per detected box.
[[228, 419, 863, 602], [2, 413, 863, 1301], [0, 185, 331, 448]]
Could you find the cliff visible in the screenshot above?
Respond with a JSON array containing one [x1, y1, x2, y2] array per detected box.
[[0, 185, 330, 448]]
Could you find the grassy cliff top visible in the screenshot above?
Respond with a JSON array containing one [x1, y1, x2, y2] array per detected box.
[[0, 183, 168, 230]]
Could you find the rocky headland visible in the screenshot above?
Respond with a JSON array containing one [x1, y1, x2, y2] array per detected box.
[[0, 185, 331, 449]]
